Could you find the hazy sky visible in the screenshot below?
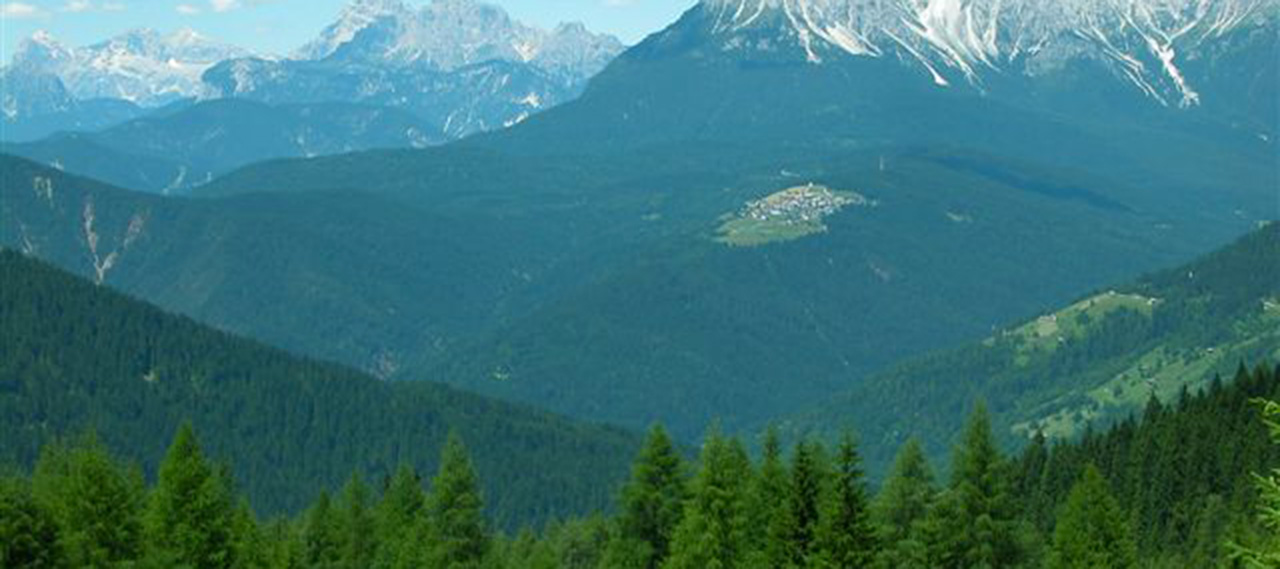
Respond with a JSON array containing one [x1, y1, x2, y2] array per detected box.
[[0, 0, 697, 62]]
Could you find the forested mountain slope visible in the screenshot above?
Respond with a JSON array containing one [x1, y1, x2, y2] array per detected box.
[[0, 250, 641, 527], [4, 0, 1275, 445], [789, 222, 1280, 476], [180, 1, 1275, 441]]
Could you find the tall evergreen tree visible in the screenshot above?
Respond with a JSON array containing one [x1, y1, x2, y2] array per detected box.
[[260, 517, 303, 569], [145, 423, 236, 569], [748, 426, 790, 568], [663, 431, 752, 569], [0, 476, 64, 568], [926, 403, 1034, 569], [776, 440, 826, 567], [337, 473, 376, 569], [303, 491, 342, 569], [425, 432, 490, 569], [812, 433, 877, 568], [606, 425, 687, 569], [145, 424, 236, 569], [1231, 398, 1280, 567], [1048, 465, 1137, 569], [872, 438, 935, 569], [372, 464, 425, 569], [30, 434, 143, 567], [229, 499, 268, 569]]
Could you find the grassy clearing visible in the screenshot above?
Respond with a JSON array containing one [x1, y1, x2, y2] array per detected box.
[[1005, 292, 1157, 364], [1013, 302, 1280, 439], [715, 184, 869, 247]]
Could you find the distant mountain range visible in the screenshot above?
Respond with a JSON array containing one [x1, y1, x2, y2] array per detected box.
[[702, 0, 1275, 114], [0, 0, 624, 144], [204, 0, 623, 139], [3, 98, 441, 194], [6, 28, 245, 106]]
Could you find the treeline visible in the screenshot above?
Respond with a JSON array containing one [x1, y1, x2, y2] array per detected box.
[[5, 364, 1278, 568]]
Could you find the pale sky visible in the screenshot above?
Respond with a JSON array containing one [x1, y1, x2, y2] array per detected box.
[[0, 0, 698, 62]]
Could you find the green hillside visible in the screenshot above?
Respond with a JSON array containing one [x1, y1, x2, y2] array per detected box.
[[2, 1, 1273, 444], [0, 249, 641, 527], [787, 222, 1280, 475], [174, 10, 1273, 440]]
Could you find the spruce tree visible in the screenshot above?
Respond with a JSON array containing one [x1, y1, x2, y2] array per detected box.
[[145, 423, 236, 569], [663, 430, 752, 569], [304, 491, 342, 569], [30, 433, 143, 567], [872, 438, 935, 569], [748, 426, 790, 568], [1230, 398, 1280, 567], [1048, 465, 1137, 569], [777, 440, 826, 567], [926, 402, 1031, 569], [812, 433, 877, 568], [229, 499, 268, 569], [337, 473, 376, 569], [425, 432, 490, 569], [372, 464, 426, 569], [0, 476, 64, 568], [260, 517, 304, 569], [607, 425, 687, 569]]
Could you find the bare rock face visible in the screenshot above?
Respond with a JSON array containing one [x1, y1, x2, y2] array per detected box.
[[205, 0, 625, 140], [699, 0, 1278, 108]]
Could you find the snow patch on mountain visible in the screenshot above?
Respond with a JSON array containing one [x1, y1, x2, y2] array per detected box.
[[297, 0, 623, 81], [7, 28, 249, 106], [702, 0, 1278, 106]]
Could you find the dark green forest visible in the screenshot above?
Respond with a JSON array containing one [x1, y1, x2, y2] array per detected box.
[[0, 250, 640, 527], [4, 364, 1278, 568]]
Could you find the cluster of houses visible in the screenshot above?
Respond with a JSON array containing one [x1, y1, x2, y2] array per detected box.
[[742, 183, 864, 224]]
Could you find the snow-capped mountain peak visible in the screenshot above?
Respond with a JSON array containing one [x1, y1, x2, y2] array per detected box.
[[296, 0, 623, 79], [698, 0, 1279, 106], [7, 28, 249, 106], [295, 0, 414, 60]]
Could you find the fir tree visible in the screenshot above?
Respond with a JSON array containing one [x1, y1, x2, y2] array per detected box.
[[372, 464, 425, 569], [145, 423, 236, 569], [337, 473, 376, 569], [30, 433, 143, 567], [927, 403, 1033, 569], [229, 499, 268, 569], [812, 433, 877, 568], [1230, 398, 1280, 567], [748, 426, 790, 568], [0, 476, 64, 568], [425, 432, 490, 569], [606, 425, 687, 569], [664, 430, 752, 569], [778, 439, 826, 567], [872, 438, 935, 569], [1048, 465, 1137, 569], [303, 491, 342, 569]]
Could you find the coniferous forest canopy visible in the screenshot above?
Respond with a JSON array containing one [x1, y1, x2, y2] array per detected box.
[[3, 244, 1280, 567], [1, 0, 1278, 567], [4, 363, 1279, 568], [0, 250, 641, 527]]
